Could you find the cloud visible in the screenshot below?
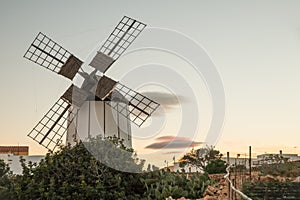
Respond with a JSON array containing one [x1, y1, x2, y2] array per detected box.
[[140, 92, 188, 117], [155, 135, 189, 142], [141, 92, 187, 108], [145, 135, 203, 149]]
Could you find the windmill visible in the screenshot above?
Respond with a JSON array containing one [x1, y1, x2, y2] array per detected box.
[[24, 16, 159, 152]]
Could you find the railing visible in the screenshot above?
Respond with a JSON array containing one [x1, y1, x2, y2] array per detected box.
[[224, 166, 252, 200]]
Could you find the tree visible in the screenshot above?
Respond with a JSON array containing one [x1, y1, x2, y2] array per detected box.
[[7, 136, 146, 199], [0, 159, 11, 199], [205, 159, 226, 174], [179, 146, 224, 174], [179, 149, 202, 171], [0, 159, 9, 177], [83, 135, 145, 173]]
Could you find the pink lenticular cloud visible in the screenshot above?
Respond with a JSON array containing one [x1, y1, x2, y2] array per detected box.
[[145, 135, 203, 149], [155, 136, 190, 141]]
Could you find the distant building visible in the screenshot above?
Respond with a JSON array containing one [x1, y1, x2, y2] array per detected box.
[[0, 154, 44, 174], [254, 150, 300, 165], [164, 150, 300, 173], [221, 157, 257, 169], [0, 146, 44, 174], [222, 150, 300, 168], [171, 162, 203, 173], [0, 146, 29, 156]]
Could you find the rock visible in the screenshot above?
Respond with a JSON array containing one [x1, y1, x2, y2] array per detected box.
[[177, 197, 186, 200], [219, 178, 226, 184], [203, 189, 214, 197], [207, 185, 218, 193], [203, 195, 218, 200], [276, 176, 286, 182], [292, 176, 300, 182], [260, 175, 276, 183]]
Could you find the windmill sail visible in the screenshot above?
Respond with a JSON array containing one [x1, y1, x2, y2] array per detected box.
[[106, 83, 159, 127], [89, 16, 146, 73], [28, 85, 90, 151], [87, 16, 158, 127], [24, 32, 82, 80], [28, 98, 78, 151]]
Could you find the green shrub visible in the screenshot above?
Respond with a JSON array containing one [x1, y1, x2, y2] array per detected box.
[[2, 137, 215, 199], [205, 159, 226, 174]]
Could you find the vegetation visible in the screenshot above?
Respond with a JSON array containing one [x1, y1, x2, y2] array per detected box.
[[243, 182, 300, 199], [140, 171, 214, 199], [242, 154, 300, 199], [0, 159, 11, 199], [179, 146, 226, 174], [256, 154, 299, 177], [0, 136, 215, 199], [205, 159, 227, 174]]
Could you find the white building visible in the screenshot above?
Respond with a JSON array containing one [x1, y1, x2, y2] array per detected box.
[[221, 151, 300, 168], [255, 151, 300, 165], [0, 154, 44, 175], [171, 162, 203, 173], [221, 157, 257, 169]]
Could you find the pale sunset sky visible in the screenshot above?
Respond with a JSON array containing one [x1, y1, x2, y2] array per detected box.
[[1, 1, 300, 167]]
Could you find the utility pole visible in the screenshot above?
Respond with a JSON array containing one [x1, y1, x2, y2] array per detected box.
[[249, 146, 252, 182], [235, 154, 240, 200], [173, 156, 175, 166]]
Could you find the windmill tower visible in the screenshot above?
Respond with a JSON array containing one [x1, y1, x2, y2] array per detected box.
[[24, 16, 159, 151]]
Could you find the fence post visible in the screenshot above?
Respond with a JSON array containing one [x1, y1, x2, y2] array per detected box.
[[227, 152, 230, 200], [232, 178, 235, 200]]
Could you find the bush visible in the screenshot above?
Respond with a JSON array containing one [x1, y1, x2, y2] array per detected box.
[[205, 159, 226, 174], [0, 159, 11, 199], [2, 136, 215, 199], [140, 171, 213, 199]]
